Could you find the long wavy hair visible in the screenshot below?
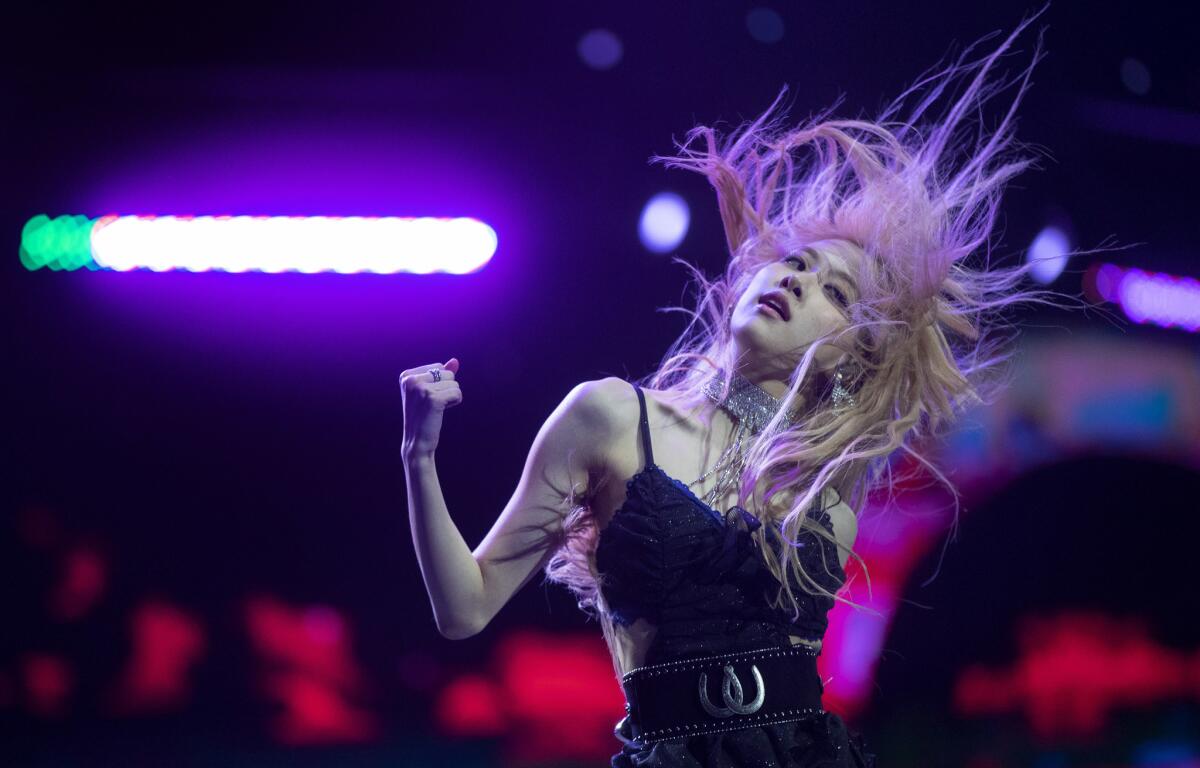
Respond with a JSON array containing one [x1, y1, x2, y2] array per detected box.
[[544, 5, 1095, 642]]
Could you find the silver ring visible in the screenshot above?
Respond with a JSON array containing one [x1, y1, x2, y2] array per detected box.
[[430, 368, 442, 382]]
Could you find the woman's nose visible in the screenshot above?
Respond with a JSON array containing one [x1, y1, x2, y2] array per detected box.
[[781, 273, 804, 299]]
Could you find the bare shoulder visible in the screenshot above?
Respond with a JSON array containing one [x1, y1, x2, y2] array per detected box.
[[566, 376, 631, 427], [545, 376, 638, 477], [588, 378, 681, 426], [575, 375, 646, 423], [582, 377, 661, 458]]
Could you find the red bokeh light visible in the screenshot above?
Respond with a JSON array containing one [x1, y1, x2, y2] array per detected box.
[[244, 595, 378, 744], [21, 653, 72, 716], [49, 544, 108, 621], [953, 611, 1199, 739], [108, 599, 206, 714]]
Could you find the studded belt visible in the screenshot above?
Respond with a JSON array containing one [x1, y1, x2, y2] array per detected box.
[[615, 645, 826, 745]]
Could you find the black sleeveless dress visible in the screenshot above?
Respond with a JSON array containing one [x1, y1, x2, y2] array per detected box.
[[596, 383, 876, 767]]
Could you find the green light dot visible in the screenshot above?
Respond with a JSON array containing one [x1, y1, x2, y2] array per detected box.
[[19, 214, 97, 271]]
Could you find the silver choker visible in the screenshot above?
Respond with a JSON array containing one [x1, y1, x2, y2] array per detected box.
[[701, 369, 800, 435]]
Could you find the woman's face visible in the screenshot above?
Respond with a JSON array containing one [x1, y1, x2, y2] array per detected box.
[[730, 239, 861, 384]]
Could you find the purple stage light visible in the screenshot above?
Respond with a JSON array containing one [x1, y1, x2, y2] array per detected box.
[[87, 214, 497, 275], [1093, 263, 1125, 302], [1118, 268, 1200, 332], [1094, 263, 1200, 332]]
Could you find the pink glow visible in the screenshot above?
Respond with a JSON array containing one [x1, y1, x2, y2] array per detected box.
[[48, 544, 108, 621], [244, 595, 378, 744], [21, 653, 72, 716], [108, 600, 206, 713], [953, 611, 1198, 738]]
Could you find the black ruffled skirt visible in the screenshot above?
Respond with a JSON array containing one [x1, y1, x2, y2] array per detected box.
[[610, 710, 876, 767]]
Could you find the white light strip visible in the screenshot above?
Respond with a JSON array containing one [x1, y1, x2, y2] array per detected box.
[[89, 215, 497, 274]]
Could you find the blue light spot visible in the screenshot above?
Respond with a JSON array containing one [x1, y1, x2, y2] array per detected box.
[[1027, 225, 1071, 285], [1072, 387, 1174, 444], [638, 192, 690, 253], [578, 29, 623, 70], [746, 8, 785, 44], [1120, 57, 1152, 96]]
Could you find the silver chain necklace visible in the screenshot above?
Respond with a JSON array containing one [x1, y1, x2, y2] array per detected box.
[[690, 369, 801, 511]]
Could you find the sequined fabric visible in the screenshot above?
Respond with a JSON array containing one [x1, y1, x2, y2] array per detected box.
[[595, 383, 877, 767]]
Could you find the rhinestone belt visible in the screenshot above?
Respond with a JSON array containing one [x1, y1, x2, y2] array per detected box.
[[615, 645, 826, 745]]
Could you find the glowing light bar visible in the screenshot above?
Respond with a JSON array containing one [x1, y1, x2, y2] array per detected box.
[[19, 214, 498, 274], [1091, 263, 1200, 332]]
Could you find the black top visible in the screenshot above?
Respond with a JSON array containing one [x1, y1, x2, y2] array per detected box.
[[597, 383, 875, 766], [595, 382, 847, 668]]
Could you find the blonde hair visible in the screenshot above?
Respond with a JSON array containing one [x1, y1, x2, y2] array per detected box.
[[544, 6, 1095, 635]]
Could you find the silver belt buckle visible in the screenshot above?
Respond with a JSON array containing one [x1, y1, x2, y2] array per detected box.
[[699, 663, 765, 717]]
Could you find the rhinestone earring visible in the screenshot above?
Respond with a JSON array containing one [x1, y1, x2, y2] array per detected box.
[[830, 363, 858, 412]]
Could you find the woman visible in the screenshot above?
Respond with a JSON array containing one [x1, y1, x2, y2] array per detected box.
[[403, 7, 1073, 766]]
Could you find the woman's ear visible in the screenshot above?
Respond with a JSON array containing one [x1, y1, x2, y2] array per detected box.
[[820, 353, 849, 380]]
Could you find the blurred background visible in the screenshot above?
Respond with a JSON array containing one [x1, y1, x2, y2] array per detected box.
[[4, 2, 1199, 766]]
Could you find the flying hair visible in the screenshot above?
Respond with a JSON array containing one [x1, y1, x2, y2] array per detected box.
[[543, 4, 1107, 656]]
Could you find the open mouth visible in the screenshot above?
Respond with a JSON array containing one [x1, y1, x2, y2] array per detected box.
[[758, 296, 788, 320]]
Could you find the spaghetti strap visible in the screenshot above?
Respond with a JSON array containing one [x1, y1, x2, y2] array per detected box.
[[632, 383, 656, 469]]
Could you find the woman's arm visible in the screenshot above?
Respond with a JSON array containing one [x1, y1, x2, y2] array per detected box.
[[404, 377, 616, 639], [404, 450, 483, 639]]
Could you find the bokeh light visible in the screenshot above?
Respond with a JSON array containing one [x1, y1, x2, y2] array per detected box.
[[746, 8, 785, 44], [1119, 267, 1200, 331], [577, 29, 623, 70], [1027, 225, 1071, 284], [1120, 56, 1152, 96], [638, 192, 689, 253], [20, 214, 98, 271], [1090, 262, 1200, 333]]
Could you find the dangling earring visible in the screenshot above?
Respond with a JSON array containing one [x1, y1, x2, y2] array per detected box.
[[830, 362, 858, 413]]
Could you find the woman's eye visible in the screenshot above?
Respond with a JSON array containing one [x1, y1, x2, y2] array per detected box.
[[785, 253, 850, 307]]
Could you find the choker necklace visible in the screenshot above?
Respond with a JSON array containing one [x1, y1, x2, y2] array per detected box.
[[690, 369, 801, 512], [701, 369, 801, 434]]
